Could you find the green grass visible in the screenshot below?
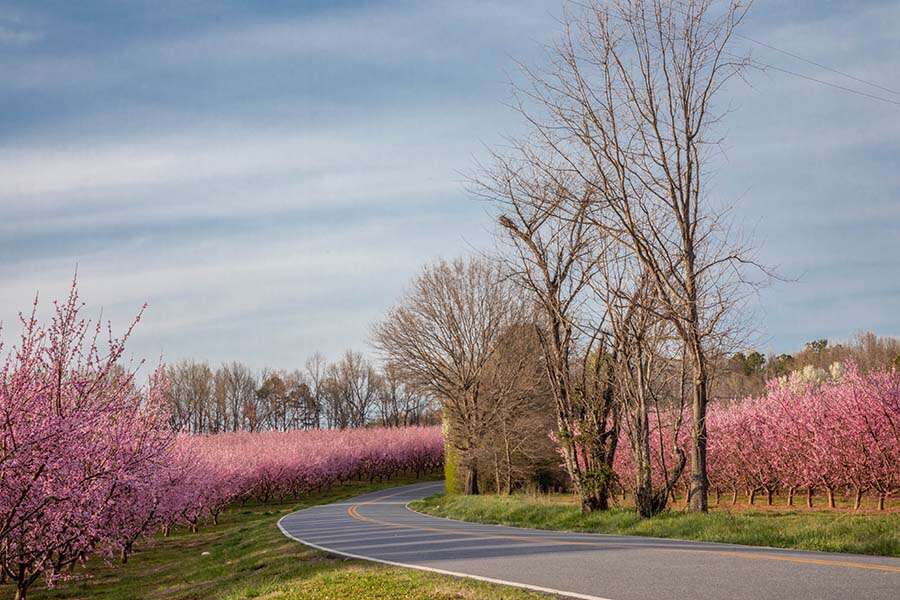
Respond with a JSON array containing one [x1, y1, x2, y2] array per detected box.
[[4, 478, 547, 600], [410, 493, 900, 557]]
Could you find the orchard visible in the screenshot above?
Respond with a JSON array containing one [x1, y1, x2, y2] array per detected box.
[[2, 281, 897, 599], [0, 282, 442, 600], [613, 365, 900, 511]]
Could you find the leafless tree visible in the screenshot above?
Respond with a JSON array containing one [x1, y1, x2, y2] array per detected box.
[[371, 257, 524, 494], [165, 360, 214, 433], [305, 352, 327, 428], [255, 370, 312, 431], [475, 155, 622, 511], [156, 350, 455, 433], [508, 0, 763, 511], [598, 253, 687, 516], [378, 363, 435, 427], [216, 362, 258, 432], [322, 351, 380, 429], [478, 323, 557, 495]]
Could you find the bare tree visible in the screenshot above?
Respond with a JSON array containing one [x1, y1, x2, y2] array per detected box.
[[509, 0, 762, 511], [601, 257, 687, 517], [155, 351, 453, 433], [372, 257, 523, 494], [216, 362, 258, 432], [255, 370, 311, 431], [321, 351, 379, 428], [321, 368, 349, 429], [290, 372, 318, 430], [378, 363, 434, 427], [165, 360, 214, 433], [475, 156, 621, 511], [479, 323, 556, 495], [340, 351, 380, 428], [305, 352, 327, 428]]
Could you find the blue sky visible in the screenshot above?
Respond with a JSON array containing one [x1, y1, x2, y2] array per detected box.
[[1, 0, 898, 369]]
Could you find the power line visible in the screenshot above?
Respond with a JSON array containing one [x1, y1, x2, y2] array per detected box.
[[750, 59, 900, 107], [735, 32, 900, 98], [665, 0, 900, 106], [583, 0, 900, 107]]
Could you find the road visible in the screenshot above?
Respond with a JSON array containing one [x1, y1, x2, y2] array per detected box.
[[278, 481, 900, 600]]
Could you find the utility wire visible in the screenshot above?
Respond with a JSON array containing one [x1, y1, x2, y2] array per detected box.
[[575, 0, 900, 107], [749, 59, 900, 107], [664, 0, 899, 106], [735, 32, 900, 98]]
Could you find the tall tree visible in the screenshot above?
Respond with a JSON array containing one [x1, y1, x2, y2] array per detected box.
[[216, 362, 257, 432], [602, 260, 687, 517], [305, 352, 327, 428], [321, 351, 379, 429], [166, 361, 214, 433], [510, 0, 762, 511], [476, 157, 620, 511], [378, 363, 433, 427], [372, 257, 523, 494]]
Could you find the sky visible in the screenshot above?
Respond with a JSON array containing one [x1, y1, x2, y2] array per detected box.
[[1, 0, 898, 370]]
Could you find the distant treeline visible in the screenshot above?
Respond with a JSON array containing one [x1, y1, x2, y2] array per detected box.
[[164, 350, 439, 433], [715, 332, 900, 399]]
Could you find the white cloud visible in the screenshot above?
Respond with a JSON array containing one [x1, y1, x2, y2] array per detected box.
[[0, 0, 553, 92], [0, 106, 503, 241], [0, 23, 39, 45], [1, 0, 897, 367], [0, 208, 488, 368]]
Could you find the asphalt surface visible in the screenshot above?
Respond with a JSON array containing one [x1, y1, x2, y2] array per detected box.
[[278, 481, 900, 600]]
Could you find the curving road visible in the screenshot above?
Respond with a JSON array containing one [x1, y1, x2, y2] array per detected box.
[[278, 481, 900, 600]]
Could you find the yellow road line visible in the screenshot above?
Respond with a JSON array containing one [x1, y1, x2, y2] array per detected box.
[[712, 550, 900, 573], [345, 502, 900, 574]]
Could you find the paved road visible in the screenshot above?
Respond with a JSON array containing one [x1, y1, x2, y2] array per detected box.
[[278, 481, 900, 600]]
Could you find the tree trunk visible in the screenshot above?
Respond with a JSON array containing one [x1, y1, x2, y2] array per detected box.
[[715, 487, 721, 505], [806, 487, 814, 508], [463, 462, 479, 495], [573, 460, 613, 513], [634, 489, 667, 518], [747, 487, 756, 506], [504, 436, 513, 495], [787, 486, 795, 506], [581, 491, 608, 513], [878, 493, 885, 511], [633, 446, 656, 517], [853, 487, 864, 511], [688, 356, 709, 513], [766, 487, 774, 506], [826, 487, 835, 509], [731, 488, 738, 505]]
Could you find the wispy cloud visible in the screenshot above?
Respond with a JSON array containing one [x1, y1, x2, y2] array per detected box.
[[1, 0, 898, 367], [0, 23, 38, 45]]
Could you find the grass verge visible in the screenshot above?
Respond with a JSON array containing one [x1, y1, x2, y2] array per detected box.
[[4, 478, 548, 600], [410, 493, 900, 557]]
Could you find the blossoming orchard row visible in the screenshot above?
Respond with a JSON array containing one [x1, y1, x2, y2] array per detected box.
[[173, 427, 444, 531], [613, 365, 900, 510], [0, 284, 443, 600]]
